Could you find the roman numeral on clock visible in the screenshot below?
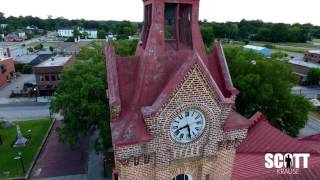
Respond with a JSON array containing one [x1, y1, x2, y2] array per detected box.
[[175, 130, 180, 136]]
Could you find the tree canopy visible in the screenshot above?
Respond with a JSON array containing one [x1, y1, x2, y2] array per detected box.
[[1, 12, 320, 43], [50, 40, 138, 151], [50, 42, 111, 151], [306, 68, 320, 86], [225, 47, 311, 136], [200, 19, 319, 43]]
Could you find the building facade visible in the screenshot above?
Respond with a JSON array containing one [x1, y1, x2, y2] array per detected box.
[[0, 48, 15, 87], [33, 55, 74, 95], [58, 28, 98, 39], [304, 50, 320, 63], [105, 0, 251, 180], [4, 33, 21, 42], [58, 29, 74, 37], [16, 30, 27, 39], [80, 29, 98, 39]]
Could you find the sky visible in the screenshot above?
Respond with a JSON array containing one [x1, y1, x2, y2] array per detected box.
[[1, 0, 320, 25]]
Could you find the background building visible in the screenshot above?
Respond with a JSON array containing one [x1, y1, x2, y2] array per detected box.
[[243, 45, 271, 57], [58, 28, 98, 39], [33, 55, 74, 95], [0, 48, 15, 87], [304, 50, 320, 63], [80, 29, 98, 39], [57, 28, 74, 37]]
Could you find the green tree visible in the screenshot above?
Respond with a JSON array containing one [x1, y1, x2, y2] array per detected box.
[[270, 23, 289, 42], [50, 42, 111, 151], [49, 46, 54, 52], [271, 51, 287, 59], [200, 23, 215, 48], [0, 12, 4, 23], [225, 22, 239, 39], [287, 26, 306, 43], [22, 64, 33, 74], [73, 28, 81, 40], [81, 31, 89, 39], [27, 47, 34, 53], [112, 39, 138, 56], [306, 68, 320, 86], [225, 47, 311, 136], [117, 21, 134, 39], [98, 29, 106, 39], [34, 43, 43, 50], [255, 27, 271, 42]]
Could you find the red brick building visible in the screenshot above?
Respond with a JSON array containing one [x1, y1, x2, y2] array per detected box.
[[304, 50, 320, 63], [0, 48, 15, 88], [105, 0, 320, 180], [33, 55, 74, 95], [106, 0, 247, 179]]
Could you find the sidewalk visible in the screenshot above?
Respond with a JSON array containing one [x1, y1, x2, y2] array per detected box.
[[32, 127, 111, 180], [30, 121, 89, 179], [87, 131, 110, 180]]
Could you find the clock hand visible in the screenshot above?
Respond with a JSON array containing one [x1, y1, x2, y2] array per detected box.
[[187, 125, 191, 139], [177, 124, 188, 131]]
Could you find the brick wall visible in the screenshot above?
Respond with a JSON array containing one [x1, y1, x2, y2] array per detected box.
[[0, 58, 15, 87], [113, 63, 248, 180]]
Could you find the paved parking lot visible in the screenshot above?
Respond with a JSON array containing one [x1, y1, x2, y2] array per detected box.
[[0, 74, 35, 104]]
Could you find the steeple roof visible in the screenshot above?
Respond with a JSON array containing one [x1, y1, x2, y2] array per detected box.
[[105, 0, 239, 147]]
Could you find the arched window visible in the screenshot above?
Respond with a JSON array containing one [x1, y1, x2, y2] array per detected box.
[[172, 174, 192, 180]]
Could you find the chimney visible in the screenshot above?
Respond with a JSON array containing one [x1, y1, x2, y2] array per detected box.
[[6, 48, 11, 57]]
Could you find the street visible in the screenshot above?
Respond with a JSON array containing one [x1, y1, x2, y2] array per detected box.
[[0, 102, 50, 121], [292, 86, 320, 99], [300, 116, 320, 137]]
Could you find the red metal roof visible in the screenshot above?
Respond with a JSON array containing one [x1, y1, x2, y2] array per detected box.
[[233, 153, 320, 180], [237, 115, 318, 153], [105, 0, 239, 147], [233, 113, 320, 180], [106, 43, 238, 147], [224, 111, 252, 131]]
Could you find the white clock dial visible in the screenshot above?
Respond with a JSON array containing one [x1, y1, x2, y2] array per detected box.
[[170, 109, 206, 144]]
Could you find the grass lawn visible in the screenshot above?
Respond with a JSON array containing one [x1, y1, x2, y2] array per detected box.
[[0, 119, 51, 179], [28, 42, 53, 48], [312, 39, 320, 43], [250, 41, 315, 54]]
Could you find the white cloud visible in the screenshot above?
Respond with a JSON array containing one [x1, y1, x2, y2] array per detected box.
[[1, 0, 319, 25]]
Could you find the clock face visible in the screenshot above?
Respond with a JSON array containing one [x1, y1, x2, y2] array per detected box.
[[170, 109, 206, 144]]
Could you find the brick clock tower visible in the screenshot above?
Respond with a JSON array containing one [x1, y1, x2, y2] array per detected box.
[[105, 0, 250, 179]]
